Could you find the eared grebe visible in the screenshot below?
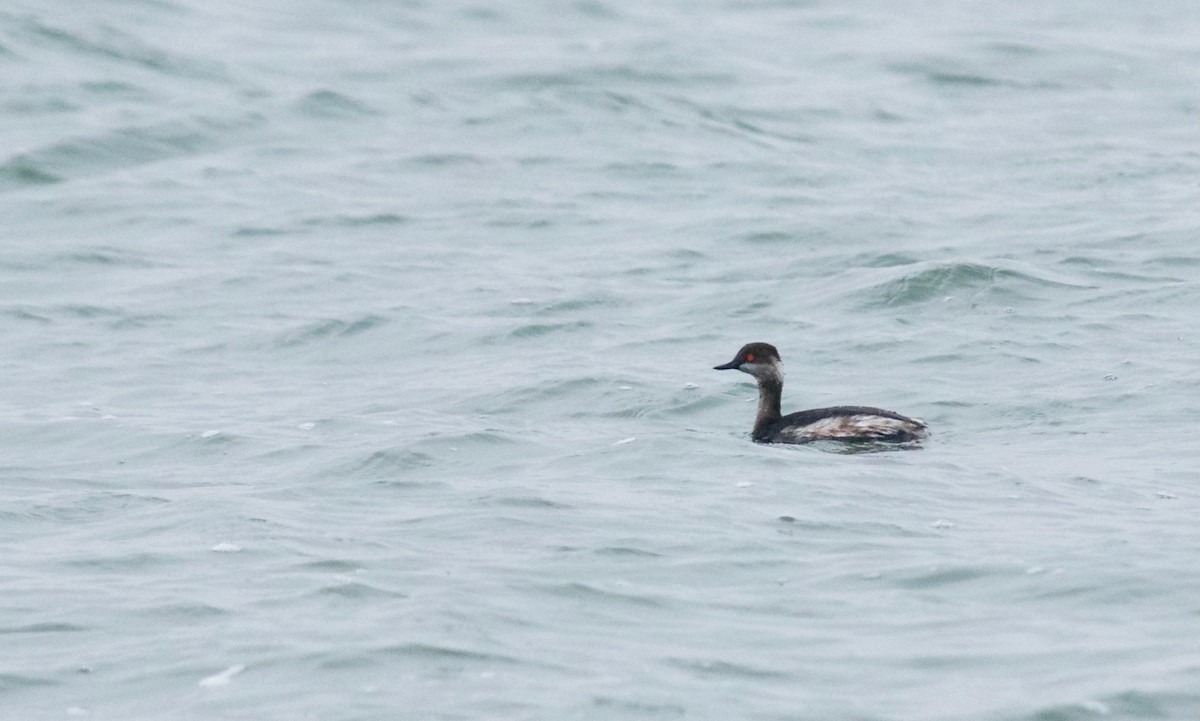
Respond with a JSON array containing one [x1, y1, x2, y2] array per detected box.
[[714, 342, 928, 444]]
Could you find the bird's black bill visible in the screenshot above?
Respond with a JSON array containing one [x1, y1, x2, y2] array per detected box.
[[713, 360, 740, 370]]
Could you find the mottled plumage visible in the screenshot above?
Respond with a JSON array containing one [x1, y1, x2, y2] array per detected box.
[[714, 342, 928, 445]]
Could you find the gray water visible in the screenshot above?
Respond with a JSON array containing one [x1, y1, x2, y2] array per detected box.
[[3, 1, 1199, 719]]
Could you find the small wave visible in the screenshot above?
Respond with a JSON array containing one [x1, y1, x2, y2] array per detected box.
[[490, 66, 735, 93], [191, 429, 237, 446], [0, 114, 260, 192], [1024, 689, 1198, 721], [666, 657, 792, 680], [987, 42, 1043, 57], [775, 518, 933, 538], [0, 622, 89, 635], [927, 71, 1008, 87], [476, 376, 608, 415], [850, 260, 1094, 307], [272, 315, 389, 347], [536, 296, 619, 315], [406, 153, 484, 167], [295, 559, 362, 572], [665, 96, 816, 147], [546, 581, 665, 608], [604, 159, 681, 177], [475, 494, 571, 510], [59, 303, 123, 319], [890, 564, 997, 589], [332, 449, 435, 481], [421, 430, 522, 448], [375, 643, 521, 665], [141, 603, 229, 621], [301, 213, 410, 227], [593, 546, 662, 558], [294, 89, 379, 118], [198, 664, 245, 688], [23, 17, 228, 81], [0, 673, 58, 691], [28, 491, 169, 523], [4, 308, 52, 324], [740, 230, 795, 244], [591, 696, 686, 716], [856, 251, 924, 268], [508, 320, 593, 338], [0, 157, 60, 188], [53, 249, 162, 268], [109, 313, 172, 330], [1143, 254, 1200, 269], [315, 582, 407, 601], [871, 262, 999, 305], [63, 552, 178, 572], [486, 293, 621, 320], [889, 60, 1057, 90], [80, 80, 155, 99], [231, 225, 288, 237]]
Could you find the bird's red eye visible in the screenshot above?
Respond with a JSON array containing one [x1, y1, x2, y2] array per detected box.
[[745, 353, 756, 362]]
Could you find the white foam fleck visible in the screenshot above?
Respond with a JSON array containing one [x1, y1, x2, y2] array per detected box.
[[736, 481, 753, 488], [201, 429, 221, 438], [199, 664, 246, 687], [1079, 699, 1110, 715], [931, 519, 955, 529], [298, 422, 316, 430], [614, 437, 636, 445], [211, 543, 242, 553]]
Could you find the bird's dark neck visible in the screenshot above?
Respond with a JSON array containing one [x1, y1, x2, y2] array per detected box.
[[752, 377, 783, 441]]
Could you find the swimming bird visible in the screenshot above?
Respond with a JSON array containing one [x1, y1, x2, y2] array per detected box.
[[714, 342, 928, 444]]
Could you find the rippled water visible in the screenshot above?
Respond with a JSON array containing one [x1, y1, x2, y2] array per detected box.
[[3, 1, 1199, 719]]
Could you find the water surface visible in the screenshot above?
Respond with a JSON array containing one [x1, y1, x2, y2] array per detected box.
[[2, 1, 1199, 719]]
